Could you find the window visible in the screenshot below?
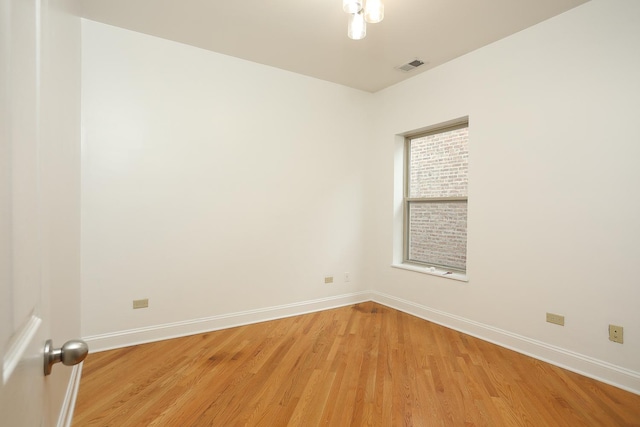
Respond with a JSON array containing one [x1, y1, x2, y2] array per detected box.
[[404, 121, 468, 273]]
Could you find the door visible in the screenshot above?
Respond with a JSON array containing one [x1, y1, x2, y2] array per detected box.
[[0, 0, 82, 425], [0, 0, 50, 423]]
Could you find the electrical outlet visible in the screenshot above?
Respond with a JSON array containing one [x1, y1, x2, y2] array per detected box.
[[609, 325, 623, 344], [133, 298, 149, 309], [344, 272, 350, 282], [546, 312, 565, 326], [324, 276, 334, 284]]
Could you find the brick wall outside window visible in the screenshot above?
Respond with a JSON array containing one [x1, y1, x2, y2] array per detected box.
[[407, 126, 468, 271], [409, 127, 468, 198], [408, 201, 467, 271]]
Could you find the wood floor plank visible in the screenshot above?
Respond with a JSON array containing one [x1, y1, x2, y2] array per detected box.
[[73, 303, 640, 426]]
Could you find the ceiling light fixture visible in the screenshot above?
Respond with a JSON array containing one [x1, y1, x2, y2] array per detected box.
[[343, 0, 384, 40]]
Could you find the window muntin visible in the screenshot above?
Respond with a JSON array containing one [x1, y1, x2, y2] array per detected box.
[[405, 123, 468, 272]]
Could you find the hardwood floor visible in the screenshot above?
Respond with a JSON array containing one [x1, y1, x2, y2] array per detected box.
[[73, 303, 640, 426]]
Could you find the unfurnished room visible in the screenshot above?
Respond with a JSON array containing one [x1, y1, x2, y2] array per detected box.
[[1, 0, 639, 425]]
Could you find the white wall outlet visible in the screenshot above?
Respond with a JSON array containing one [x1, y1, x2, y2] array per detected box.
[[344, 272, 350, 282]]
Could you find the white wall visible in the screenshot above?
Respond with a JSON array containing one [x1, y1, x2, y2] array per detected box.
[[366, 0, 640, 391], [81, 21, 371, 344], [81, 0, 640, 392]]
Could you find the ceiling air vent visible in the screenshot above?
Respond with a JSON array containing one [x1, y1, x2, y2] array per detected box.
[[396, 59, 425, 72]]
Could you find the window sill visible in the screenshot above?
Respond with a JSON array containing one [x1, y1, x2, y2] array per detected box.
[[391, 263, 468, 282]]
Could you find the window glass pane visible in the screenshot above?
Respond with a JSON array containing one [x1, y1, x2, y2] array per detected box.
[[409, 126, 468, 198], [408, 201, 467, 271]]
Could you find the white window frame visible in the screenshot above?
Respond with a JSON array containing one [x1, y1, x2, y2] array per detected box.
[[392, 118, 469, 282]]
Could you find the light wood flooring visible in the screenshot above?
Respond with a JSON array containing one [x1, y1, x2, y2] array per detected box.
[[73, 302, 640, 426]]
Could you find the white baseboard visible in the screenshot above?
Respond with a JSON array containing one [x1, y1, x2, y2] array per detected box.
[[57, 363, 83, 427], [84, 291, 372, 352], [371, 291, 640, 395], [82, 290, 639, 395]]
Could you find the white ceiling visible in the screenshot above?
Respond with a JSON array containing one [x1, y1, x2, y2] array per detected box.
[[79, 0, 589, 93]]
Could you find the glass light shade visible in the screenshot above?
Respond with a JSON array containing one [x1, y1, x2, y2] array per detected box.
[[364, 0, 384, 23], [343, 0, 362, 14], [348, 11, 367, 40]]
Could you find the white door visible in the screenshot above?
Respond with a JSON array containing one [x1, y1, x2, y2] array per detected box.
[[0, 0, 82, 425]]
